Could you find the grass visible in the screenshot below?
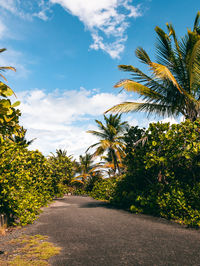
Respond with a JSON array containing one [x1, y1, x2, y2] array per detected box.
[[0, 234, 61, 265]]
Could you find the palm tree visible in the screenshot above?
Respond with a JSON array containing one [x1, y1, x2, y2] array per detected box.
[[72, 153, 101, 186], [97, 154, 125, 178], [106, 12, 200, 122], [87, 114, 128, 174]]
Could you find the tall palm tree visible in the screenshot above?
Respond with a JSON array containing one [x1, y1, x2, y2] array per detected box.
[[87, 114, 128, 174], [106, 12, 200, 122], [72, 153, 100, 185]]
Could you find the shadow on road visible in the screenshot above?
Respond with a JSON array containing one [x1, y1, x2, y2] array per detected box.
[[79, 201, 121, 210]]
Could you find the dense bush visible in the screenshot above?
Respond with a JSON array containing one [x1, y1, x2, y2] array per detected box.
[[112, 120, 200, 227], [48, 151, 73, 193], [0, 141, 72, 225], [90, 178, 116, 201]]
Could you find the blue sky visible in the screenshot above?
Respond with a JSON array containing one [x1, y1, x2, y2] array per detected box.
[[0, 0, 199, 157]]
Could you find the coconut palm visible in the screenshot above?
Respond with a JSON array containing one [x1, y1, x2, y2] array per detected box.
[[87, 114, 128, 174], [106, 11, 200, 122], [97, 154, 125, 178], [72, 153, 101, 186]]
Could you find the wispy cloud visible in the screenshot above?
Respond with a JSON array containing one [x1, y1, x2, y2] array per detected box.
[[0, 0, 142, 58], [50, 0, 141, 58], [16, 86, 179, 157], [0, 0, 51, 21]]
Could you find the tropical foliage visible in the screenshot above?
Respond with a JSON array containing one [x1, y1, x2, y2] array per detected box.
[[2, 13, 200, 229], [0, 48, 21, 141], [9, 126, 36, 146], [87, 114, 128, 175], [112, 119, 200, 227], [48, 149, 73, 191], [106, 11, 200, 122], [0, 141, 54, 225], [72, 153, 102, 191], [90, 178, 116, 201]]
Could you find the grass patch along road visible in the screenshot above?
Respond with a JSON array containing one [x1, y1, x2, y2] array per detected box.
[[0, 234, 61, 265]]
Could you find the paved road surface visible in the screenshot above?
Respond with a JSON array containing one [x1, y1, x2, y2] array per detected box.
[[27, 196, 200, 266]]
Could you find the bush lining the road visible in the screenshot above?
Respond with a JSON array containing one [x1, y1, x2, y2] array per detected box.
[[111, 120, 200, 227], [0, 141, 72, 225]]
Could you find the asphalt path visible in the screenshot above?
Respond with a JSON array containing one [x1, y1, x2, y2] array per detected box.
[[26, 196, 200, 266]]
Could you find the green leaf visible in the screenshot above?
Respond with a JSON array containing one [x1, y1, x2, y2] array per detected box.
[[0, 99, 11, 108], [12, 101, 20, 108], [152, 141, 157, 146]]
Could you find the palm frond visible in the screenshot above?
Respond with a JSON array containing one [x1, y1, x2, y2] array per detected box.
[[87, 130, 107, 139], [106, 102, 144, 113], [189, 39, 200, 88], [106, 101, 178, 117], [114, 79, 165, 100], [0, 48, 6, 54], [155, 26, 174, 67], [100, 139, 111, 149], [150, 62, 183, 94], [135, 47, 151, 65], [93, 146, 105, 157], [194, 11, 200, 32], [86, 142, 99, 152], [0, 66, 16, 72]]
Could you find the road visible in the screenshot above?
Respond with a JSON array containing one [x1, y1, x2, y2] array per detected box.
[[27, 196, 200, 266]]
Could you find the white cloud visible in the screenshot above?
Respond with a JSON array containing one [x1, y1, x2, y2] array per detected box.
[[16, 87, 183, 158], [18, 87, 133, 157], [50, 0, 141, 58], [0, 0, 51, 21], [0, 0, 141, 58]]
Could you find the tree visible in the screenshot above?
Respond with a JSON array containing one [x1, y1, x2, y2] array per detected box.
[[106, 11, 200, 122], [48, 149, 73, 187], [72, 153, 101, 188], [0, 48, 20, 141], [87, 114, 128, 174], [9, 127, 36, 146]]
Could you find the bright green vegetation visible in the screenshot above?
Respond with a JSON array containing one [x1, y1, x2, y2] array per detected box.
[[0, 55, 73, 226], [1, 13, 200, 229], [112, 120, 200, 227], [87, 119, 200, 227], [83, 12, 200, 227], [0, 235, 61, 265]]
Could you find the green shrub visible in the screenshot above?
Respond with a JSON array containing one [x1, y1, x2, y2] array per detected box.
[[90, 178, 116, 201], [0, 141, 55, 225], [112, 120, 200, 227]]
